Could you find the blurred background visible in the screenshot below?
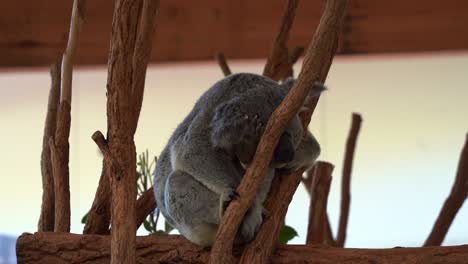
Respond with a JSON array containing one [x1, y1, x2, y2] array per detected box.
[[1, 1, 468, 263]]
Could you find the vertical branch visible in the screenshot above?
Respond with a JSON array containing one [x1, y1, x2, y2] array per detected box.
[[285, 46, 304, 78], [210, 1, 348, 263], [105, 0, 159, 263], [215, 52, 232, 76], [38, 62, 61, 232], [306, 162, 334, 245], [336, 113, 362, 247], [263, 0, 299, 81], [239, 1, 349, 263], [49, 0, 87, 233], [61, 0, 87, 104], [424, 134, 468, 246]]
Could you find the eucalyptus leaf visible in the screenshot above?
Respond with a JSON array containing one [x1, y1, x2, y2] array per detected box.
[[279, 224, 298, 244]]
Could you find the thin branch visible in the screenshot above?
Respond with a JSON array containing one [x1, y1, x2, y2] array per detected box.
[[306, 161, 334, 245], [38, 62, 61, 232], [262, 0, 299, 81], [302, 168, 336, 245], [135, 187, 156, 230], [61, 0, 86, 104], [238, 1, 349, 263], [336, 113, 362, 247], [17, 233, 468, 264], [215, 52, 232, 76], [285, 46, 305, 78], [424, 134, 468, 246]]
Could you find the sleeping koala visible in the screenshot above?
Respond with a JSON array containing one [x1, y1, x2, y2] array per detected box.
[[153, 73, 322, 247]]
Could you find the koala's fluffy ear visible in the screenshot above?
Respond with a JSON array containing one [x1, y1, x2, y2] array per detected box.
[[210, 97, 246, 150]]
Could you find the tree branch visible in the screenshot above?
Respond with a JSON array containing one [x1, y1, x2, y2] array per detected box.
[[424, 134, 468, 246], [262, 0, 299, 81], [105, 0, 159, 262], [336, 113, 362, 247], [215, 52, 232, 76], [306, 162, 334, 245], [61, 0, 86, 104], [38, 62, 61, 232], [238, 1, 349, 263], [135, 187, 156, 230], [16, 232, 468, 264]]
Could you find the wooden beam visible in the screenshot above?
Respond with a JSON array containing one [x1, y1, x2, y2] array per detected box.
[[1, 0, 468, 67], [16, 232, 468, 264]]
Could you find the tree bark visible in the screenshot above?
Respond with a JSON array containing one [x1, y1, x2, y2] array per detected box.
[[104, 0, 159, 263], [238, 1, 349, 263], [135, 187, 156, 230], [38, 62, 61, 232], [262, 0, 299, 81], [215, 52, 232, 76], [16, 232, 468, 264], [424, 134, 468, 246], [306, 162, 334, 245], [336, 113, 362, 247]]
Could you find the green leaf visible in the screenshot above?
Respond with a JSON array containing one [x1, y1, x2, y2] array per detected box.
[[81, 212, 89, 224], [278, 224, 298, 244], [143, 220, 152, 233], [164, 220, 174, 234]]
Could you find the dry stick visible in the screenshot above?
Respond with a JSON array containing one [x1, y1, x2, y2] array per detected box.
[[211, 1, 348, 263], [424, 134, 468, 246], [336, 113, 362, 247], [262, 0, 299, 81], [84, 131, 113, 235], [17, 232, 468, 264], [285, 46, 304, 78], [49, 0, 87, 233], [135, 187, 156, 230], [306, 162, 334, 245], [38, 62, 61, 232], [105, 0, 159, 263], [215, 52, 232, 76], [61, 0, 86, 104], [239, 1, 348, 262], [302, 168, 336, 245]]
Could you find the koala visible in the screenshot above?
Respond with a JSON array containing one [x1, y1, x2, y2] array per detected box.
[[153, 73, 322, 247]]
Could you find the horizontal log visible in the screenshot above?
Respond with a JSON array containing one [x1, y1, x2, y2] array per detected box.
[[2, 0, 468, 67], [16, 232, 468, 264]]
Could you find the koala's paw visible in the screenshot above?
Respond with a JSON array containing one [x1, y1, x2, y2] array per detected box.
[[219, 188, 240, 219], [240, 204, 263, 242]]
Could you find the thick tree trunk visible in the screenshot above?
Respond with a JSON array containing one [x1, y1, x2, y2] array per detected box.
[[16, 232, 468, 264]]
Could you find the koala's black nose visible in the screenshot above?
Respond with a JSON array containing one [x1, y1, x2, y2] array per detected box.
[[273, 133, 295, 164]]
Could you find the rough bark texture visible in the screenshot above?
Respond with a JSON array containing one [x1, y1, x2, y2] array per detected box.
[[237, 1, 349, 263], [49, 101, 71, 233], [336, 113, 362, 247], [83, 163, 111, 235], [104, 0, 159, 263], [424, 134, 468, 246], [262, 0, 299, 81], [306, 162, 334, 245], [16, 232, 468, 264], [215, 52, 232, 76], [38, 62, 61, 232], [135, 187, 156, 230]]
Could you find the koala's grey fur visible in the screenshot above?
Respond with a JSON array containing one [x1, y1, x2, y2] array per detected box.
[[153, 73, 321, 247]]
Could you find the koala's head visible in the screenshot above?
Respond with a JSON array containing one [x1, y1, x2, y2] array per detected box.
[[210, 83, 306, 168]]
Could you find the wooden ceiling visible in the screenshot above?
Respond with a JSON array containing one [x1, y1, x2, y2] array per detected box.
[[1, 0, 468, 67]]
